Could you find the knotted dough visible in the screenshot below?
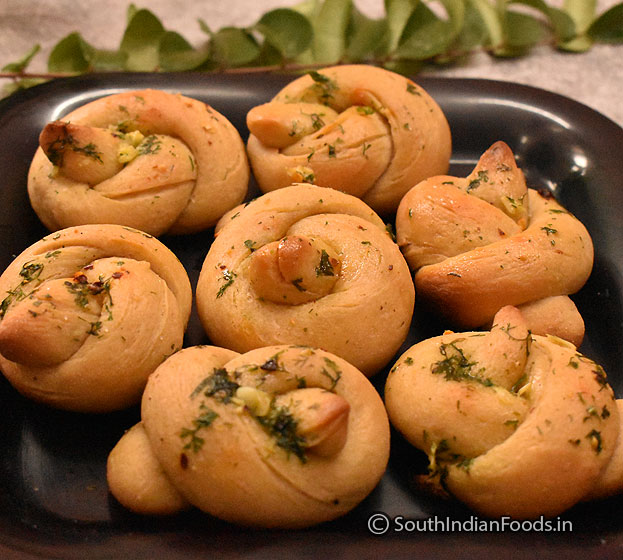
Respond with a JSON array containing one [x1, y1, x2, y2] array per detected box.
[[196, 183, 415, 376], [0, 224, 191, 412], [107, 344, 390, 528], [246, 64, 451, 215], [28, 89, 249, 236], [384, 306, 623, 519], [396, 141, 593, 346]]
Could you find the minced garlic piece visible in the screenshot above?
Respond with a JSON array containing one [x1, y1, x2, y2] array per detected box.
[[116, 130, 145, 165], [234, 386, 272, 417]]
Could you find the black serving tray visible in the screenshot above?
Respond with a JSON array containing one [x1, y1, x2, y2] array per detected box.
[[0, 72, 622, 560]]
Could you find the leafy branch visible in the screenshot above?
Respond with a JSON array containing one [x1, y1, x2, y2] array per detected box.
[[2, 0, 622, 96]]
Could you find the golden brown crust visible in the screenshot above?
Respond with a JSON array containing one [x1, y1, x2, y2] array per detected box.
[[515, 295, 585, 348], [586, 400, 623, 500], [384, 306, 623, 518], [108, 344, 390, 528], [28, 89, 249, 235], [196, 184, 414, 376], [246, 64, 451, 215], [396, 141, 593, 344], [0, 224, 191, 412], [107, 422, 190, 515]]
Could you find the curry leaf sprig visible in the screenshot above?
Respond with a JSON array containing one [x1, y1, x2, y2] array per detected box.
[[2, 0, 623, 96]]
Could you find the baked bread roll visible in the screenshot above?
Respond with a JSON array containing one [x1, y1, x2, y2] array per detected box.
[[246, 64, 451, 215], [28, 89, 249, 236], [396, 141, 593, 346], [0, 224, 191, 412], [107, 344, 390, 528], [384, 306, 623, 519], [195, 183, 414, 376]]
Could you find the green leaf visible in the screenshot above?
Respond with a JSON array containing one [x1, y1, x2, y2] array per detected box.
[[507, 0, 575, 42], [394, 2, 455, 60], [564, 0, 597, 34], [453, 1, 488, 53], [292, 0, 321, 20], [198, 18, 212, 36], [385, 0, 418, 53], [469, 0, 505, 48], [2, 78, 47, 98], [504, 10, 546, 50], [345, 6, 389, 60], [2, 45, 41, 73], [558, 35, 593, 52], [90, 49, 127, 71], [210, 27, 261, 67], [119, 8, 166, 71], [127, 3, 139, 23], [255, 8, 313, 60], [290, 0, 319, 65], [0, 0, 613, 97], [311, 0, 352, 63], [48, 32, 94, 72], [546, 7, 577, 43], [485, 0, 555, 56], [159, 31, 210, 71], [556, 0, 596, 50], [588, 4, 623, 43], [417, 0, 466, 62], [440, 0, 467, 37], [252, 41, 286, 67]]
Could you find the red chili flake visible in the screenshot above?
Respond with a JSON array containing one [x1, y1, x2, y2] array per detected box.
[[112, 271, 123, 279], [83, 264, 94, 270], [498, 229, 506, 237], [89, 281, 105, 295], [388, 264, 394, 271], [260, 359, 279, 371], [73, 273, 88, 284], [180, 453, 188, 470]]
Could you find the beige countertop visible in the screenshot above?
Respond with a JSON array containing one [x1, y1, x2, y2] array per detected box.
[[1, 0, 621, 128]]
